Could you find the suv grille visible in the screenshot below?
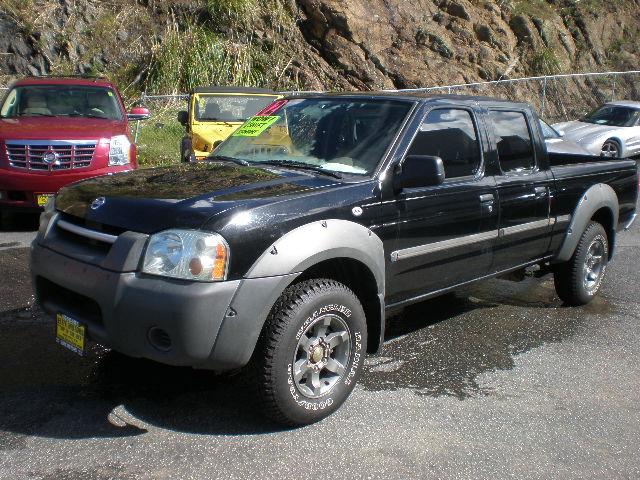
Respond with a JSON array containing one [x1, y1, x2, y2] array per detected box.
[[6, 140, 96, 171]]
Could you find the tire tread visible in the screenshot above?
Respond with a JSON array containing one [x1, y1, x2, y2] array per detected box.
[[255, 278, 360, 426]]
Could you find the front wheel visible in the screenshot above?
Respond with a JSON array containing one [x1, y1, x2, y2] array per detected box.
[[554, 221, 609, 305], [180, 137, 193, 163], [255, 279, 367, 426], [601, 139, 621, 158]]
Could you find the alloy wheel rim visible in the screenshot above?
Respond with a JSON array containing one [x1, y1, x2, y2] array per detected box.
[[583, 237, 606, 292], [601, 141, 619, 158], [292, 314, 351, 399]]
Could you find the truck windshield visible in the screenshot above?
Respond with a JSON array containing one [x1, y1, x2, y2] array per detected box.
[[213, 98, 412, 175], [194, 95, 280, 122], [0, 85, 123, 120], [581, 105, 640, 127]]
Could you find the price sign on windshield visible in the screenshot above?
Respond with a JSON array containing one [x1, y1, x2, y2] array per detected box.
[[233, 115, 280, 137]]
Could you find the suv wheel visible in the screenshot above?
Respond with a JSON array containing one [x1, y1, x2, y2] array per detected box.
[[255, 279, 367, 426], [180, 137, 193, 163], [554, 221, 609, 305]]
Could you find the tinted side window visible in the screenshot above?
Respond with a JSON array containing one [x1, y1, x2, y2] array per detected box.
[[407, 108, 481, 179], [490, 111, 535, 172]]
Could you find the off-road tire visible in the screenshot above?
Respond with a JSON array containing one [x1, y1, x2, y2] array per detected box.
[[180, 137, 193, 163], [254, 279, 367, 426], [554, 221, 609, 305]]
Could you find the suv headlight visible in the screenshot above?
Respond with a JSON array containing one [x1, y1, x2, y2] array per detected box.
[[108, 135, 131, 166], [142, 229, 229, 282]]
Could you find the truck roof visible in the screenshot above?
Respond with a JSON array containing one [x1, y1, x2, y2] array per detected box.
[[285, 90, 530, 107], [192, 86, 277, 95], [11, 76, 117, 89]]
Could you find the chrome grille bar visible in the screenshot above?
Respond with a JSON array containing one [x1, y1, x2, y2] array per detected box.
[[5, 139, 97, 171], [57, 219, 118, 244]]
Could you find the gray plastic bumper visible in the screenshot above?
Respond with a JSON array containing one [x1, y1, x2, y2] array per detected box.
[[31, 243, 294, 371]]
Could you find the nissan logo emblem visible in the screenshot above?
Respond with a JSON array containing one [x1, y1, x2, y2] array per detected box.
[[91, 197, 106, 210]]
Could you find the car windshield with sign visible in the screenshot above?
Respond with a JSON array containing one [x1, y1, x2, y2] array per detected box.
[[0, 85, 124, 120], [213, 98, 412, 175], [194, 94, 277, 122]]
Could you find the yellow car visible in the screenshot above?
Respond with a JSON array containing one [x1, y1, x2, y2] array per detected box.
[[178, 86, 281, 162]]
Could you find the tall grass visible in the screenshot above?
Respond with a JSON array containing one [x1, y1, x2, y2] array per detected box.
[[146, 24, 270, 93], [146, 0, 299, 94]]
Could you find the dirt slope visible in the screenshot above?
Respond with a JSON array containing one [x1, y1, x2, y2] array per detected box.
[[0, 0, 638, 93]]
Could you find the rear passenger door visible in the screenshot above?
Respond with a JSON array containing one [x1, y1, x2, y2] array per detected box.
[[489, 109, 552, 271], [387, 106, 498, 305]]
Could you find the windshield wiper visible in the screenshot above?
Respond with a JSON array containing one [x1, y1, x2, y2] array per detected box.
[[208, 155, 251, 166], [17, 113, 56, 117], [258, 159, 342, 179], [65, 112, 108, 119]]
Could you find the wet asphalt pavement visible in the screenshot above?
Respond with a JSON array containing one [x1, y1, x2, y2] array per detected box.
[[0, 216, 639, 479]]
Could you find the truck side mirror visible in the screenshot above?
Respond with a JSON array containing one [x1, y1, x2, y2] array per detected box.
[[177, 110, 188, 126], [394, 155, 445, 191], [127, 107, 150, 121]]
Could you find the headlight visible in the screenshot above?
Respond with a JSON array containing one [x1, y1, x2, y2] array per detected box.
[[108, 135, 131, 166], [142, 229, 229, 282]]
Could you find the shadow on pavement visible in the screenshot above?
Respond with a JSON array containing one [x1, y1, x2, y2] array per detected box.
[[0, 273, 614, 443], [0, 212, 39, 232]]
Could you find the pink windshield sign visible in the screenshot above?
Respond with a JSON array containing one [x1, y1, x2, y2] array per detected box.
[[255, 99, 288, 116]]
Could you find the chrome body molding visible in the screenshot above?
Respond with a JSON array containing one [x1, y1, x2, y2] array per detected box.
[[390, 230, 498, 262], [498, 219, 551, 238], [56, 219, 118, 244], [390, 216, 564, 262]]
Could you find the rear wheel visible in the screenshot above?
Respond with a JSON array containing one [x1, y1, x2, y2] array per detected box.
[[554, 221, 609, 305], [254, 279, 367, 426]]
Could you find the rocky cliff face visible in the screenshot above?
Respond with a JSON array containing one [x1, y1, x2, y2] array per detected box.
[[1, 0, 638, 94]]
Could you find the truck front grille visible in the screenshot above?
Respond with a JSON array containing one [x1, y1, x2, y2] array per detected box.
[[6, 140, 96, 171]]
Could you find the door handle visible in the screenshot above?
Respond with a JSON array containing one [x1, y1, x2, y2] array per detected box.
[[534, 186, 548, 198], [480, 193, 495, 214]]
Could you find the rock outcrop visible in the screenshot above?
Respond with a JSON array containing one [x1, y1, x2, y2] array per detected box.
[[0, 0, 638, 94]]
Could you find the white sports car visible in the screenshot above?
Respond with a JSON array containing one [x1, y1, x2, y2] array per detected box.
[[553, 101, 640, 158], [539, 119, 590, 155]]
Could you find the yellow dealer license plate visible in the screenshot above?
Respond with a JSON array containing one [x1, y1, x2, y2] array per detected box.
[[37, 194, 53, 207], [56, 313, 86, 356]]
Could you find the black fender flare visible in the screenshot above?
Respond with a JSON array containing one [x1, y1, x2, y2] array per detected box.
[[209, 220, 386, 369], [554, 183, 619, 263]]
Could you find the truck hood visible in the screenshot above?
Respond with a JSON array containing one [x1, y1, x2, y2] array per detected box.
[[55, 162, 339, 233], [0, 116, 127, 140]]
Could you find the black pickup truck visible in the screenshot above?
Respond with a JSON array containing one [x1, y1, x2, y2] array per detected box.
[[30, 93, 638, 426]]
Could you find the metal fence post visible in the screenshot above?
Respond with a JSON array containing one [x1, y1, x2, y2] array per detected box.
[[611, 73, 617, 102], [540, 76, 547, 117], [134, 92, 146, 144]]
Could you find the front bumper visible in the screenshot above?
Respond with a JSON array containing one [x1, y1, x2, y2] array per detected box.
[[30, 215, 297, 370], [0, 165, 133, 210]]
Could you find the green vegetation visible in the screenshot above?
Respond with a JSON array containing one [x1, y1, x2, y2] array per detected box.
[[530, 47, 561, 75], [146, 25, 270, 94], [134, 112, 185, 168], [205, 0, 255, 15], [512, 0, 555, 19]]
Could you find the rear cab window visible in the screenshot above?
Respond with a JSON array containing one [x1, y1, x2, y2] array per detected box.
[[490, 110, 536, 173], [406, 107, 483, 180]]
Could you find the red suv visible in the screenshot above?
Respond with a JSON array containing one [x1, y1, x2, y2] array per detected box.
[[0, 76, 149, 220]]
